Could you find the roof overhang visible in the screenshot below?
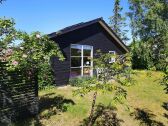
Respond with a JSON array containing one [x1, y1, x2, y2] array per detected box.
[[98, 20, 129, 53], [49, 18, 129, 53]]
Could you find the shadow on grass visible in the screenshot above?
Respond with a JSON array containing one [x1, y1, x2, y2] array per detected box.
[[161, 74, 168, 120], [13, 116, 44, 126], [39, 94, 75, 119], [160, 75, 168, 94], [80, 104, 124, 126], [130, 108, 165, 126], [13, 93, 75, 126], [163, 85, 168, 94], [162, 102, 168, 111], [162, 102, 168, 120]]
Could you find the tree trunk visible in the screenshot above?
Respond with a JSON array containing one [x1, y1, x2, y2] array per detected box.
[[88, 91, 97, 126]]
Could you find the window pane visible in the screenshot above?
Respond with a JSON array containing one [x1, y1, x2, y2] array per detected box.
[[83, 67, 91, 76], [71, 44, 82, 49], [83, 45, 92, 50], [71, 57, 81, 67], [71, 44, 82, 56], [83, 49, 91, 56], [83, 57, 91, 66], [109, 51, 115, 54], [71, 68, 81, 77], [71, 48, 81, 56]]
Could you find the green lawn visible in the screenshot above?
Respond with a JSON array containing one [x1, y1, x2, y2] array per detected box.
[[15, 70, 168, 126]]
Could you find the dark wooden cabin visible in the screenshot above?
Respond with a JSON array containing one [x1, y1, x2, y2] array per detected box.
[[49, 18, 129, 86]]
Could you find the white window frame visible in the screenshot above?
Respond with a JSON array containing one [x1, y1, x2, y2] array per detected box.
[[70, 44, 93, 77], [109, 51, 116, 63]]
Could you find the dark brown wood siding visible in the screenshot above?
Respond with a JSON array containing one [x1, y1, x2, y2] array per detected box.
[[51, 23, 127, 86], [0, 62, 38, 124]]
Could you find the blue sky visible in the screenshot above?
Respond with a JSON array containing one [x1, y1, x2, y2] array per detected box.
[[0, 0, 131, 42]]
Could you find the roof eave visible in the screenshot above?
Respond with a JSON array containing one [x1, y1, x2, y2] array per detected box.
[[48, 18, 129, 53], [98, 20, 129, 53]]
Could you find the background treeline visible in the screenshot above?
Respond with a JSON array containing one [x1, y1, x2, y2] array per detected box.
[[110, 0, 168, 71]]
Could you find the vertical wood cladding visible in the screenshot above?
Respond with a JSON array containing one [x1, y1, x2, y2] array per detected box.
[[51, 23, 127, 86]]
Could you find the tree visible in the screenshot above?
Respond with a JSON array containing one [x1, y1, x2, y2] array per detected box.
[[129, 41, 154, 70], [74, 50, 133, 126], [8, 31, 64, 88], [0, 18, 64, 89], [109, 0, 129, 44], [0, 17, 64, 124], [0, 18, 17, 60], [128, 0, 168, 71]]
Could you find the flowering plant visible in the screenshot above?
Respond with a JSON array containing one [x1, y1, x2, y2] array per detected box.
[[1, 18, 64, 89]]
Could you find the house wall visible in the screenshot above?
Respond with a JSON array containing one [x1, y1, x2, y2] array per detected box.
[[51, 23, 127, 86]]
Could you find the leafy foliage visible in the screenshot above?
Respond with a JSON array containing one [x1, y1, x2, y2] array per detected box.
[[128, 0, 168, 71], [130, 41, 155, 70], [74, 50, 133, 126], [0, 18, 18, 60], [74, 51, 133, 97], [8, 32, 64, 70], [69, 76, 95, 87], [38, 62, 55, 90], [9, 32, 64, 89], [0, 18, 64, 90], [81, 104, 123, 126]]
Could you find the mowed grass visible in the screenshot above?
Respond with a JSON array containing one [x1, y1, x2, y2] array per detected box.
[[15, 70, 168, 126]]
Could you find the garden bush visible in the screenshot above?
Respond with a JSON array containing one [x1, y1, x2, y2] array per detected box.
[[69, 76, 96, 87], [38, 62, 55, 90]]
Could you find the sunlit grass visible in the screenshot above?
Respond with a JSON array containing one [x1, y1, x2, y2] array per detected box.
[[15, 70, 168, 126]]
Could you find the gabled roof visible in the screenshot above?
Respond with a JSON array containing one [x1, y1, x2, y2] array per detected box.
[[48, 18, 129, 52]]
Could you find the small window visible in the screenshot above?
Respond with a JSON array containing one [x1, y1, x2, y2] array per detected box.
[[109, 51, 116, 63]]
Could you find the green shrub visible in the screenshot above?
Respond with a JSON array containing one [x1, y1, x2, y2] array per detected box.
[[69, 76, 95, 87], [38, 63, 55, 90]]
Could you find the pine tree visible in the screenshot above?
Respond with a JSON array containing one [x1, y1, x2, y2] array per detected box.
[[109, 0, 129, 44]]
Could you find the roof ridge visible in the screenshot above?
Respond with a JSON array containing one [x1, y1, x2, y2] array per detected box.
[[48, 17, 103, 37], [48, 17, 128, 52]]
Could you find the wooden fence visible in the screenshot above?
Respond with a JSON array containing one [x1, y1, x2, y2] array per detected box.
[[0, 62, 38, 125]]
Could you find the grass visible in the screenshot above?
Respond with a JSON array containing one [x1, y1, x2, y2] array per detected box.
[[14, 70, 168, 126]]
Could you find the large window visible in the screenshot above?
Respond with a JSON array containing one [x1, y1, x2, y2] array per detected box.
[[71, 44, 93, 77]]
